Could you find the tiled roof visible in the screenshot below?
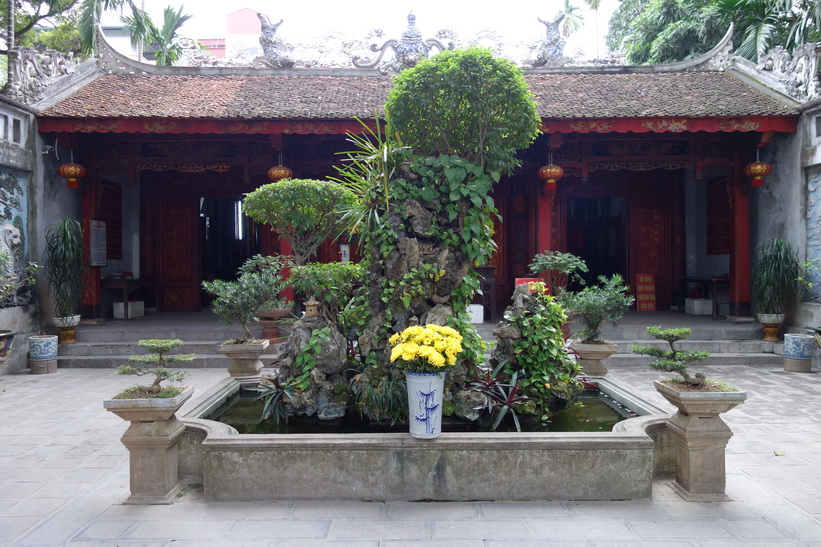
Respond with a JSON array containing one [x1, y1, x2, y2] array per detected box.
[[39, 70, 796, 121]]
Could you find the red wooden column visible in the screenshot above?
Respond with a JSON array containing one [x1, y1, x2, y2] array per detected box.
[[728, 141, 752, 319], [81, 169, 102, 318], [535, 188, 554, 254]]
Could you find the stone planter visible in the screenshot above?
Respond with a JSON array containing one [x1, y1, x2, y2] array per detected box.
[[783, 333, 815, 372], [653, 380, 747, 501], [103, 386, 193, 504], [757, 313, 784, 342], [219, 339, 270, 377], [53, 315, 81, 344], [28, 334, 59, 374], [571, 340, 618, 376], [406, 372, 446, 439]]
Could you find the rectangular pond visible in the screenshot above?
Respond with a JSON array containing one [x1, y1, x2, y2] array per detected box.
[[179, 376, 669, 502]]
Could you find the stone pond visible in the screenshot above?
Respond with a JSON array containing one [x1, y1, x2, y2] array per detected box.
[[175, 376, 673, 501]]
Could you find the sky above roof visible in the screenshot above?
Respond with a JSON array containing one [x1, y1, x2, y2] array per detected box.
[[114, 0, 619, 59]]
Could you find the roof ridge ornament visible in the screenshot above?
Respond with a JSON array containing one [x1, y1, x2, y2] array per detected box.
[[256, 13, 295, 69], [352, 12, 453, 74], [756, 43, 820, 102], [529, 15, 567, 67], [5, 47, 75, 103]]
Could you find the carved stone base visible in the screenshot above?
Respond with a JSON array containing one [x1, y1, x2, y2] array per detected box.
[[220, 340, 270, 377]]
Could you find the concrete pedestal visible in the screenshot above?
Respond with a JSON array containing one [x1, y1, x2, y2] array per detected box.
[[119, 417, 186, 504], [220, 340, 269, 377]]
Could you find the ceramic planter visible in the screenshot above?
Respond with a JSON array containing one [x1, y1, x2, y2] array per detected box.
[[104, 386, 192, 504], [783, 333, 815, 373], [53, 315, 81, 344], [406, 372, 445, 439], [0, 330, 15, 361], [654, 380, 746, 501], [219, 339, 269, 377], [757, 313, 784, 342], [28, 334, 59, 374], [571, 340, 618, 376], [257, 307, 293, 340]]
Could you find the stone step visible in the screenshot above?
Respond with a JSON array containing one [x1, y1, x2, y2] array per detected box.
[[594, 325, 763, 341], [56, 344, 281, 369], [607, 352, 783, 367], [58, 340, 226, 357]]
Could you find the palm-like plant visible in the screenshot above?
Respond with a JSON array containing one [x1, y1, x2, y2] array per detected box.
[[78, 0, 132, 55], [121, 4, 191, 66], [43, 218, 85, 318]]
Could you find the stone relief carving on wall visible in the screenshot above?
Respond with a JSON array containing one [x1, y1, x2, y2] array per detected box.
[[5, 47, 75, 103], [757, 43, 821, 102], [805, 168, 821, 302]]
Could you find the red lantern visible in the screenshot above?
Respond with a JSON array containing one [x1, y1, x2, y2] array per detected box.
[[744, 161, 772, 187], [58, 162, 86, 189], [538, 163, 564, 191], [267, 164, 293, 182]]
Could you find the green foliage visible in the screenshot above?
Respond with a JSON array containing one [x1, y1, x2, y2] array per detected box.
[[243, 179, 357, 265], [19, 8, 82, 53], [289, 261, 363, 324], [717, 0, 820, 60], [349, 369, 408, 424], [203, 256, 288, 341], [249, 372, 298, 425], [632, 326, 709, 384], [293, 327, 329, 390], [43, 218, 85, 317], [115, 338, 191, 393], [562, 274, 634, 343], [121, 4, 192, 66], [470, 361, 533, 432], [752, 238, 807, 317], [385, 46, 540, 174], [237, 253, 292, 310], [1, 0, 81, 46], [529, 250, 588, 294], [506, 283, 581, 409]]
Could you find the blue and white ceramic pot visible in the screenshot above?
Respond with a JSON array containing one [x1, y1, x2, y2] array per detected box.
[[28, 334, 59, 361], [784, 333, 815, 360], [405, 371, 446, 439]]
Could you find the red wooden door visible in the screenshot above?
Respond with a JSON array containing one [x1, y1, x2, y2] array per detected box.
[[158, 195, 199, 311]]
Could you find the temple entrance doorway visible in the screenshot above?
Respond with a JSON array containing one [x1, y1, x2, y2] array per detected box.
[[565, 196, 629, 288]]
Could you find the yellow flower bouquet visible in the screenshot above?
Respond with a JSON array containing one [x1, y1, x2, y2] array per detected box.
[[389, 324, 464, 374]]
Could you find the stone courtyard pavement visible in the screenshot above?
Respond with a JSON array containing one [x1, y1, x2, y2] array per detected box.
[[1, 363, 820, 546]]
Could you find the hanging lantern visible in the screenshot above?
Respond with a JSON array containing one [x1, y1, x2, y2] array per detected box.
[[58, 162, 86, 189], [538, 162, 563, 191], [267, 150, 292, 182], [745, 161, 772, 187]]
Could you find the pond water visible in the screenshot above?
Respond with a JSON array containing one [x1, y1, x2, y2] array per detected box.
[[208, 388, 638, 434]]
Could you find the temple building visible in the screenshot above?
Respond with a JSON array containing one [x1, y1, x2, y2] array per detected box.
[[1, 14, 820, 374]]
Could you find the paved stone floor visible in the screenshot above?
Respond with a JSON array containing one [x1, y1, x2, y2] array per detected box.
[[1, 362, 820, 546]]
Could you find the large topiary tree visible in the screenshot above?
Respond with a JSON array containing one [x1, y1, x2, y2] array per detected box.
[[341, 47, 540, 422]]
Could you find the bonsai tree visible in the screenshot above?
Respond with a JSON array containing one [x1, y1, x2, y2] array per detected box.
[[562, 274, 634, 343], [242, 179, 357, 265], [42, 218, 85, 318], [751, 238, 807, 319], [237, 253, 292, 312], [115, 339, 193, 397], [632, 327, 709, 386], [202, 255, 289, 343], [529, 250, 588, 295]]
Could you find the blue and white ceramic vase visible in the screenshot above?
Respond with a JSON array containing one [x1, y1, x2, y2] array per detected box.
[[28, 334, 59, 361], [406, 371, 446, 439], [784, 333, 815, 359]]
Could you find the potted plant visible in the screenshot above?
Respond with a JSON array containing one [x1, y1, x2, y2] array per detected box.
[[389, 323, 463, 439], [202, 257, 283, 377], [103, 339, 193, 504], [632, 326, 746, 501], [751, 238, 806, 341], [561, 274, 634, 375], [237, 254, 294, 339], [42, 218, 85, 344], [528, 250, 588, 296]]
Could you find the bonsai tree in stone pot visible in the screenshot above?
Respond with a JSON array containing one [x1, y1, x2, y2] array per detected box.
[[238, 254, 294, 340], [202, 257, 286, 376], [42, 218, 85, 344], [751, 238, 806, 341], [632, 326, 746, 501], [561, 274, 634, 376], [528, 250, 588, 296], [103, 339, 193, 504]]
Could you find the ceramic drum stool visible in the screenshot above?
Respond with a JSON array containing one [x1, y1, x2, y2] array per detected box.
[[783, 333, 815, 373], [28, 334, 59, 374]]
